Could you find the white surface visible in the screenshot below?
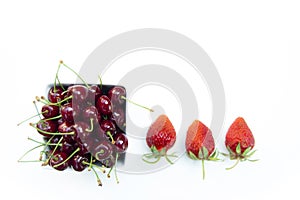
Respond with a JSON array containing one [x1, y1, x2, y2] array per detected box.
[[1, 0, 300, 199]]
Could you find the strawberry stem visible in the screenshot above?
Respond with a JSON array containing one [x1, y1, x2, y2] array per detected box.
[[202, 159, 205, 180], [226, 157, 240, 170]]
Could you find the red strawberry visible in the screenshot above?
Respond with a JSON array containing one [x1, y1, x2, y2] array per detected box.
[[143, 114, 177, 164], [185, 120, 219, 179], [225, 117, 257, 170]]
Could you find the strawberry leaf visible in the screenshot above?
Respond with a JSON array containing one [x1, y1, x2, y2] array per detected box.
[[242, 146, 252, 157], [236, 143, 241, 155], [246, 149, 257, 158], [188, 151, 198, 160]]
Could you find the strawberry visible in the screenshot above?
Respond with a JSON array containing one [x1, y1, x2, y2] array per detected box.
[[185, 120, 219, 179], [143, 114, 177, 164], [225, 117, 257, 170]]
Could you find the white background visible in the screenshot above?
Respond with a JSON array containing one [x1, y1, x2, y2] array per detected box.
[[1, 1, 300, 199]]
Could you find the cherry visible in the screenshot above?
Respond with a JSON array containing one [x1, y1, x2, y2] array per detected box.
[[100, 120, 116, 133], [41, 105, 59, 119], [67, 85, 89, 103], [96, 95, 112, 115], [113, 132, 128, 153], [111, 107, 126, 130], [108, 86, 126, 105], [83, 106, 101, 123], [93, 140, 114, 161], [61, 102, 81, 124], [44, 136, 62, 150], [49, 152, 69, 171], [48, 86, 65, 103], [70, 154, 88, 172], [88, 85, 102, 103], [36, 119, 58, 137], [57, 117, 65, 126], [72, 121, 93, 143], [61, 140, 75, 155]]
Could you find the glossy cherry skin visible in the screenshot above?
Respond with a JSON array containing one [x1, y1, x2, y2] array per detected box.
[[83, 106, 101, 123], [113, 132, 128, 153], [88, 85, 102, 104], [49, 152, 69, 171], [61, 102, 81, 124], [42, 105, 59, 119], [96, 95, 112, 115], [100, 120, 116, 133], [111, 107, 126, 130], [61, 140, 75, 155], [70, 154, 88, 172], [57, 122, 74, 144], [44, 136, 62, 150], [67, 85, 89, 103], [72, 121, 91, 143], [93, 140, 114, 161], [108, 86, 126, 105], [36, 119, 58, 137], [48, 86, 65, 103]]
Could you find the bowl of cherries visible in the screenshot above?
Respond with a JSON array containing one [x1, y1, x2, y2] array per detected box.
[[17, 61, 152, 186]]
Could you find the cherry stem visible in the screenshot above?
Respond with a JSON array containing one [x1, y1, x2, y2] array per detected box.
[[114, 153, 119, 184], [106, 131, 115, 144], [54, 62, 62, 92], [85, 118, 94, 132], [226, 157, 240, 170], [202, 159, 205, 180], [61, 61, 90, 89], [33, 101, 41, 120], [27, 137, 62, 147], [88, 153, 93, 171], [29, 123, 75, 136], [17, 111, 48, 126], [98, 75, 103, 90], [18, 144, 44, 162], [53, 147, 80, 168], [40, 95, 72, 106], [121, 96, 154, 112], [40, 135, 55, 160], [107, 166, 113, 178], [82, 161, 106, 173], [90, 165, 102, 186], [42, 136, 63, 166]]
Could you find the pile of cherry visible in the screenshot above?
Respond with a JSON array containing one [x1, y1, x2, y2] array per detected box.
[[18, 62, 128, 186]]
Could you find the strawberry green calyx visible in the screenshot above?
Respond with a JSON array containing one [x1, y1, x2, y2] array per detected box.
[[187, 147, 220, 179], [225, 143, 258, 170], [142, 146, 177, 165]]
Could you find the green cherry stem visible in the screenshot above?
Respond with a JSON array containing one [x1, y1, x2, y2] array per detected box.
[[53, 147, 80, 168], [29, 123, 75, 136], [61, 61, 90, 89], [114, 153, 119, 184], [17, 110, 48, 126], [226, 157, 240, 170], [90, 165, 102, 186], [106, 131, 115, 144], [33, 101, 41, 120], [98, 75, 103, 90], [42, 136, 63, 166], [39, 135, 55, 160], [18, 144, 44, 162], [120, 96, 154, 112], [27, 137, 62, 147]]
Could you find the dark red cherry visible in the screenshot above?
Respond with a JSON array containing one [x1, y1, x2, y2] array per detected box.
[[42, 105, 59, 119], [88, 85, 102, 104], [57, 117, 65, 126], [70, 154, 88, 172], [96, 95, 112, 115], [111, 107, 126, 130], [113, 132, 128, 153], [48, 86, 65, 103], [93, 140, 114, 161], [36, 119, 58, 137], [83, 106, 101, 123], [61, 140, 75, 155], [49, 152, 69, 171], [67, 85, 89, 103], [100, 120, 116, 133], [108, 86, 126, 105], [44, 136, 62, 150], [58, 122, 74, 144], [61, 102, 81, 124]]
